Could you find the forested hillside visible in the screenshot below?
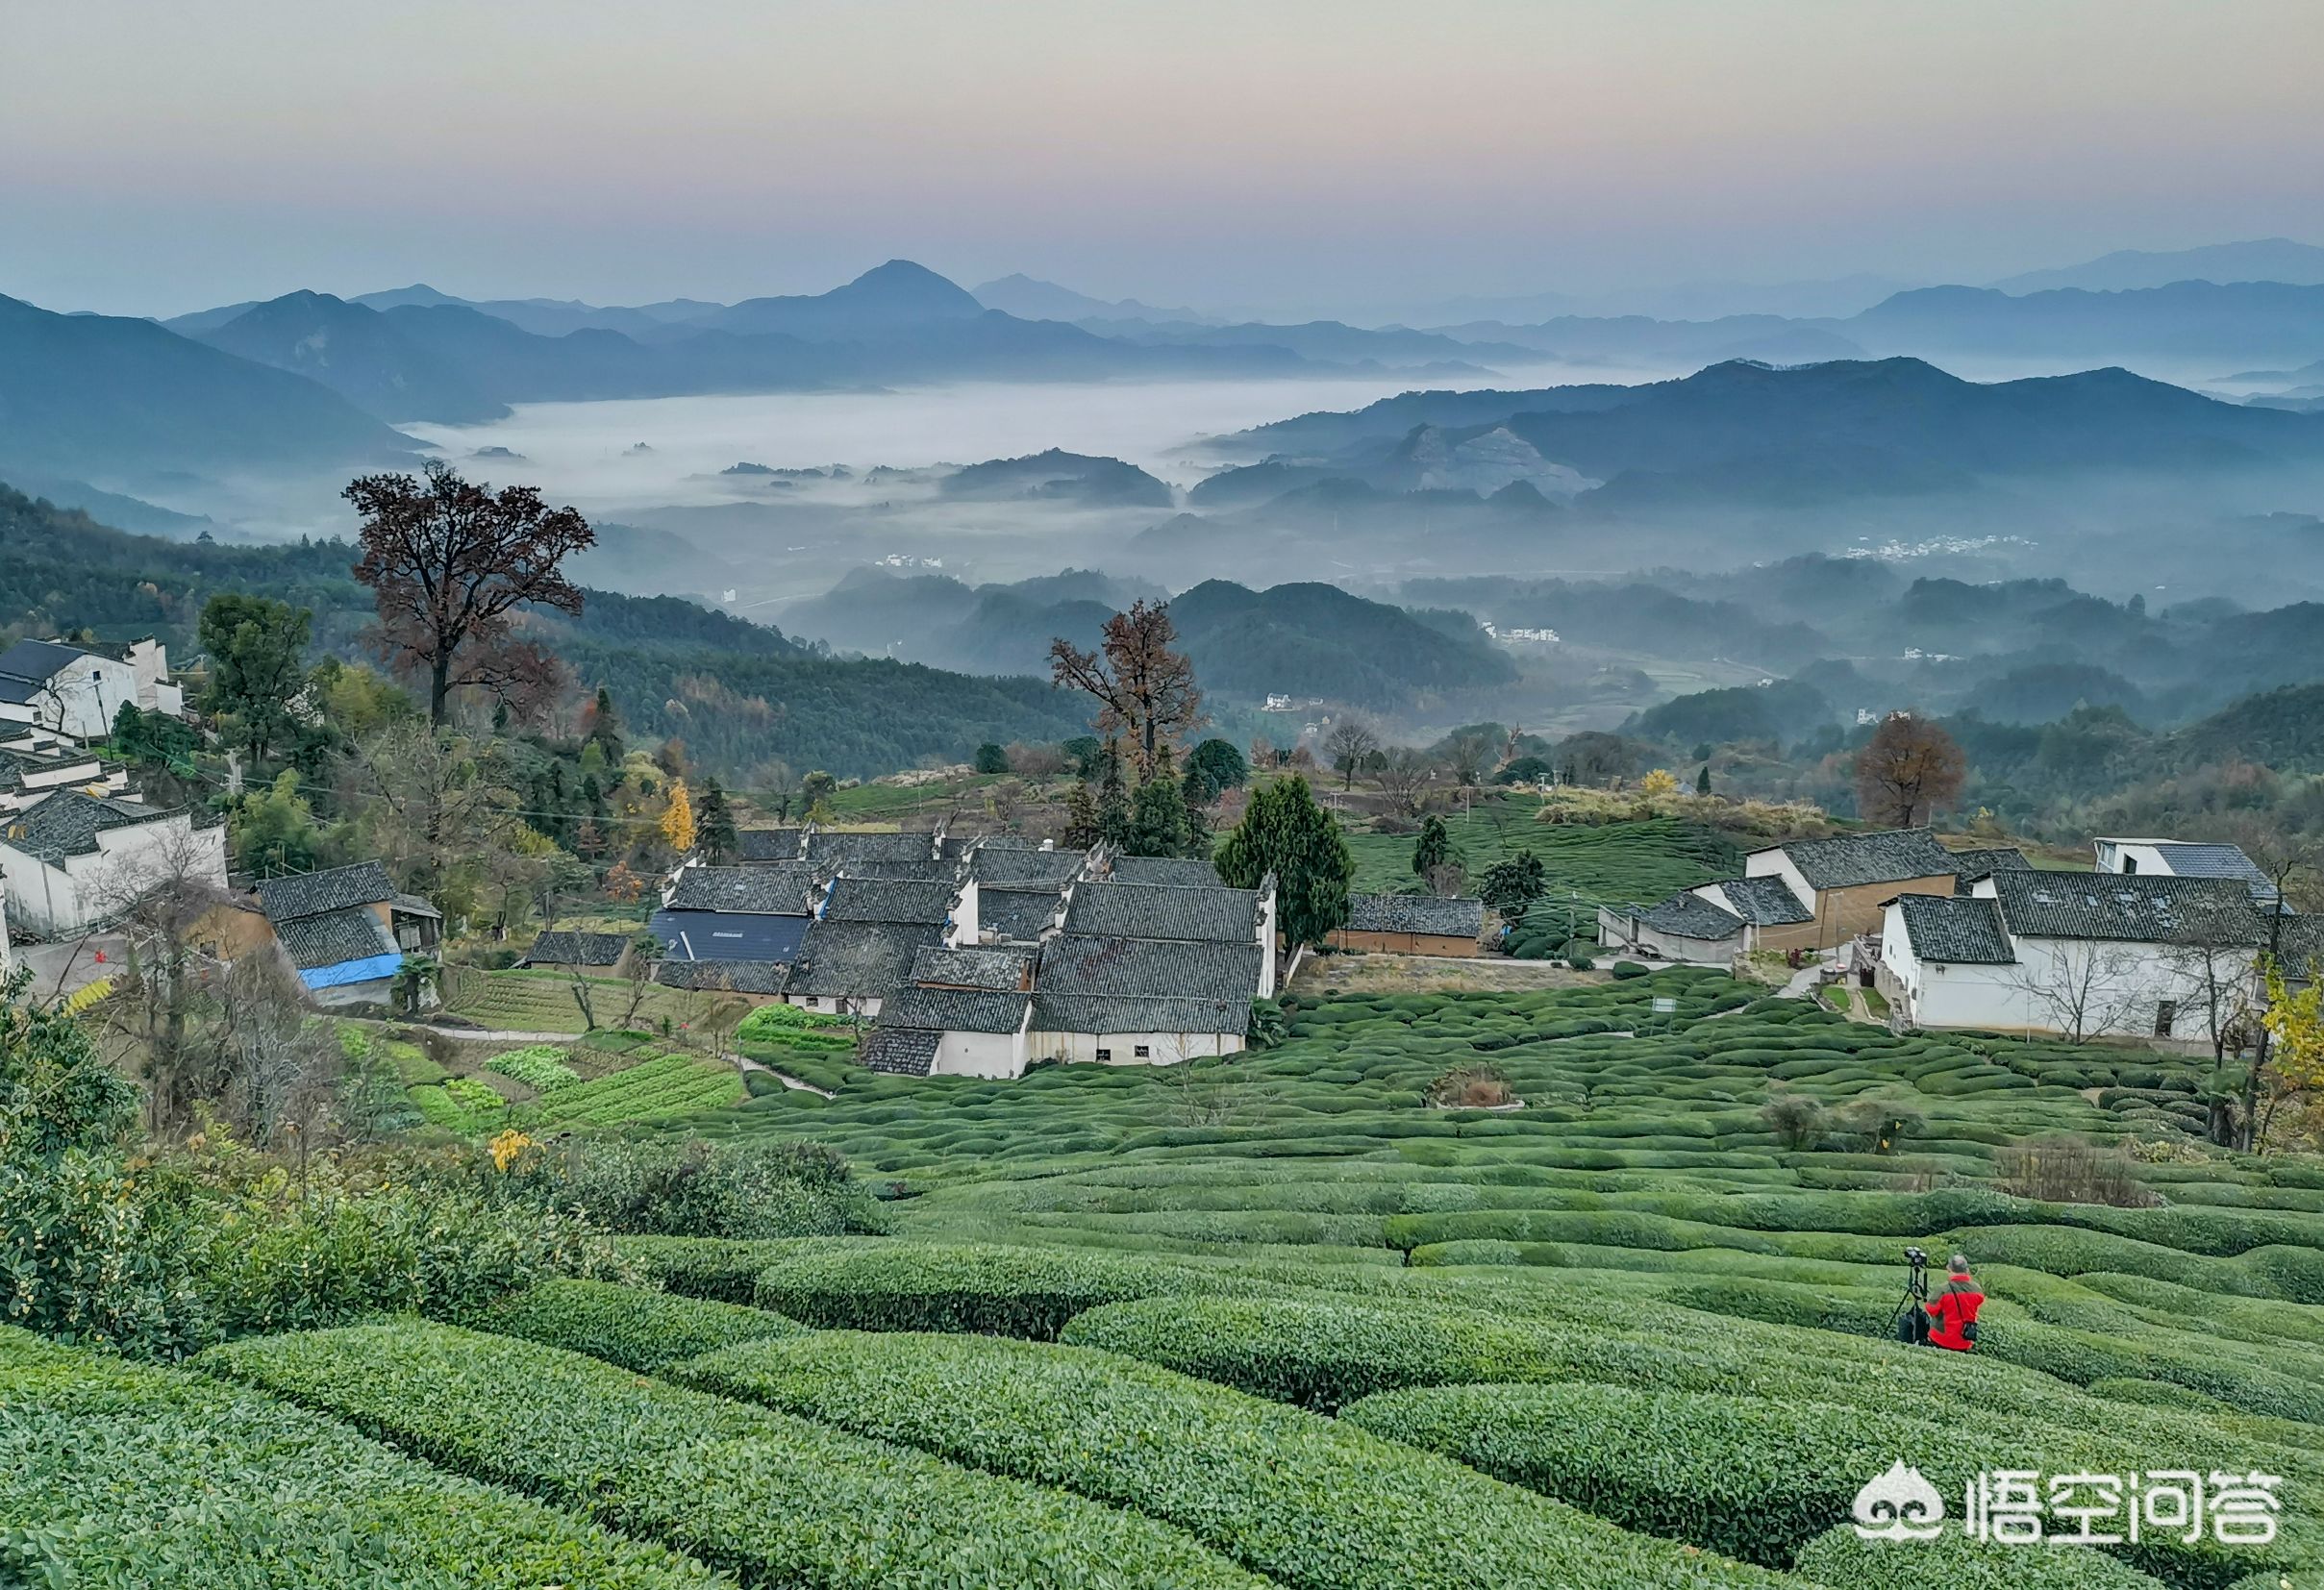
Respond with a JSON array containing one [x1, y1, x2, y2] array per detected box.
[[0, 483, 1087, 777]]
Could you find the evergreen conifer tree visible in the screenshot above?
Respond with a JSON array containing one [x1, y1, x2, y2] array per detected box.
[[1215, 775, 1354, 946]]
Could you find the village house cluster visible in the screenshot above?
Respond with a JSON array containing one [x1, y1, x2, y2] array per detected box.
[[1602, 828, 2312, 1050]]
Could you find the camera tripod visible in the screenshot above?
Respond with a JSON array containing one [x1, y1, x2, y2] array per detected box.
[[1887, 1248, 1931, 1342]]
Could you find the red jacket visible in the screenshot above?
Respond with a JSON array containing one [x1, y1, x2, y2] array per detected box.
[[1926, 1280, 1983, 1351]]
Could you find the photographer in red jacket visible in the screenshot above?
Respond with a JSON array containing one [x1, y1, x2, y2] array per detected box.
[[1921, 1254, 1984, 1351]]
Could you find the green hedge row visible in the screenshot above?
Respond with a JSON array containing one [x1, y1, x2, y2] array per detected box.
[[1342, 1379, 1962, 1569], [1790, 1525, 2169, 1589], [0, 1326, 724, 1590], [200, 1321, 1269, 1590], [614, 1235, 800, 1302], [748, 1239, 1256, 1339], [1059, 1294, 1561, 1412], [669, 1329, 1789, 1590], [484, 1279, 806, 1371]]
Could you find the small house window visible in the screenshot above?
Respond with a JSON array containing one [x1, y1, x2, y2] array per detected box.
[[804, 997, 819, 1009], [2122, 856, 2137, 874], [1095, 1046, 1113, 1061], [1134, 1044, 1151, 1058], [2154, 1000, 2177, 1038]]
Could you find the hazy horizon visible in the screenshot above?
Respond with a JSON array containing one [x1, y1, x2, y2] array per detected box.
[[8, 0, 2322, 319]]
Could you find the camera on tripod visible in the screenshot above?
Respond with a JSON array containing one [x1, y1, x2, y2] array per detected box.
[[1889, 1246, 1932, 1337]]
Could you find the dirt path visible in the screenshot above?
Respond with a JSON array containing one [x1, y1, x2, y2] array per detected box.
[[731, 1052, 836, 1098]]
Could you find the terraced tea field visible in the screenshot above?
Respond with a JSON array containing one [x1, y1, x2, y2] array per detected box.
[[15, 973, 2324, 1588]]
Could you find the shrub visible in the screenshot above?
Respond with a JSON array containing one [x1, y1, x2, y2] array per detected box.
[[483, 1278, 806, 1371], [1611, 961, 1650, 980], [748, 1239, 1254, 1339], [1059, 1294, 1561, 1411], [1790, 1524, 2170, 1589], [520, 1137, 885, 1240], [1567, 954, 1595, 970], [670, 1329, 1788, 1590], [1760, 1091, 1829, 1151], [736, 1004, 856, 1042], [1997, 1135, 2163, 1209], [0, 1326, 724, 1589], [1343, 1379, 1960, 1568], [483, 1044, 581, 1091], [1427, 1064, 1514, 1109], [202, 1321, 1267, 1590], [615, 1234, 801, 1303]]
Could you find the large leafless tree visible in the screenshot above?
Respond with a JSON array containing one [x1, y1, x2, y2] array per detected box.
[[345, 461, 594, 725], [1048, 601, 1204, 781], [1854, 711, 1966, 828]]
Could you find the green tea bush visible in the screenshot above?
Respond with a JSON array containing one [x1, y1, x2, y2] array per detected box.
[[526, 1137, 886, 1241], [749, 1239, 1255, 1339], [484, 1278, 806, 1371], [1790, 1525, 2170, 1589], [670, 1329, 1788, 1590], [202, 1321, 1269, 1590], [1342, 1379, 1958, 1568], [1060, 1294, 1562, 1411], [616, 1234, 801, 1302], [0, 1327, 724, 1589]]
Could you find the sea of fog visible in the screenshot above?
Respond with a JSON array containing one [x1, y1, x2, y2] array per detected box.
[[396, 360, 1669, 515]]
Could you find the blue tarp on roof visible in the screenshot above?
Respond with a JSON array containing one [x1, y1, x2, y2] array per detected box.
[[298, 951, 404, 991]]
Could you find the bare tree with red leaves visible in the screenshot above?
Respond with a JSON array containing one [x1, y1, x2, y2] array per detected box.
[[1047, 600, 1205, 780], [344, 461, 595, 725]]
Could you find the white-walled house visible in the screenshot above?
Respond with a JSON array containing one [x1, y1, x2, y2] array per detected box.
[[2094, 837, 2277, 903], [0, 638, 182, 740], [0, 791, 228, 938], [1879, 870, 2265, 1046]]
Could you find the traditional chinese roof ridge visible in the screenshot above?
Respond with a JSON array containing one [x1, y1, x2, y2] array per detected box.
[[651, 958, 789, 994], [1344, 893, 1487, 938], [1060, 882, 1262, 944], [2, 789, 187, 865], [1104, 854, 1225, 887], [256, 859, 394, 922], [274, 905, 396, 971], [968, 845, 1088, 885], [1633, 891, 1744, 941], [1893, 894, 2016, 964], [525, 931, 631, 967], [802, 829, 941, 865], [911, 944, 1034, 991], [667, 861, 817, 914], [820, 876, 957, 925], [1029, 992, 1249, 1037], [1985, 869, 2266, 945], [878, 985, 1030, 1035], [832, 857, 962, 885], [1707, 875, 1813, 926], [1759, 828, 1959, 890], [1036, 933, 1263, 1003], [786, 918, 943, 999]]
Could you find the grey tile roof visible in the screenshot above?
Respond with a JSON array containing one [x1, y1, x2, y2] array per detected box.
[[803, 830, 938, 866], [667, 862, 816, 914], [1894, 895, 2016, 964], [1635, 892, 1745, 941], [940, 832, 1040, 860], [390, 891, 442, 920], [1949, 846, 2032, 876], [968, 845, 1088, 885], [650, 908, 810, 964], [0, 676, 41, 706], [275, 905, 396, 970], [979, 885, 1068, 942], [787, 918, 943, 1000], [652, 958, 790, 994], [0, 638, 91, 685], [879, 986, 1030, 1034], [1037, 933, 1263, 1003], [4, 790, 186, 865], [1344, 893, 1486, 938], [821, 876, 957, 925], [736, 827, 806, 862], [1709, 875, 1812, 926], [1763, 829, 1959, 891], [2145, 841, 2277, 900], [911, 944, 1034, 991], [1105, 854, 1223, 887], [2273, 913, 2324, 969], [1029, 993, 1249, 1038], [257, 860, 393, 922], [525, 931, 631, 967], [862, 1027, 939, 1077], [1061, 882, 1261, 943], [1986, 870, 2266, 945], [834, 857, 962, 885]]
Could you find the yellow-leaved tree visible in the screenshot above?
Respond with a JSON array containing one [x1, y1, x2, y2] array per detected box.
[[1638, 768, 1682, 797], [661, 779, 696, 854], [2259, 956, 2324, 1151]]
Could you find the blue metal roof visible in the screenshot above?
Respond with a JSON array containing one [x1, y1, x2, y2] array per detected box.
[[299, 950, 404, 990], [649, 907, 809, 964]]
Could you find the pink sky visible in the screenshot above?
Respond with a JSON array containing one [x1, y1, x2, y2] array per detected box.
[[5, 0, 2320, 316]]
